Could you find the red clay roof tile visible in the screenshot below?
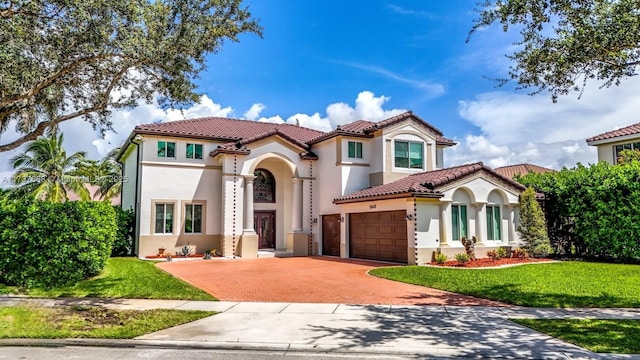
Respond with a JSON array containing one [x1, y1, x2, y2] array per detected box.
[[494, 163, 555, 180], [334, 162, 525, 203], [586, 122, 640, 143]]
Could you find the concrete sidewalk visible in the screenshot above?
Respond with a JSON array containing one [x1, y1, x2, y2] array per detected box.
[[2, 296, 640, 359]]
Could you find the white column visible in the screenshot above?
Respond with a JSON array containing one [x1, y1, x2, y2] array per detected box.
[[439, 201, 450, 247], [243, 175, 256, 234], [507, 205, 517, 245], [291, 177, 303, 232], [475, 202, 486, 245]]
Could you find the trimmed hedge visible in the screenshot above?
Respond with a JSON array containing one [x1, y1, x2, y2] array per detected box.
[[518, 161, 640, 262], [112, 207, 134, 257], [0, 199, 117, 288]]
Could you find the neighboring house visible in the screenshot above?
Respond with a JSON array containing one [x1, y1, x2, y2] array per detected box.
[[494, 163, 555, 180], [67, 184, 121, 205], [118, 111, 524, 264], [586, 122, 640, 164]]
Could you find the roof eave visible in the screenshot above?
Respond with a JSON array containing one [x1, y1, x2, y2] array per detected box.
[[333, 191, 441, 204]]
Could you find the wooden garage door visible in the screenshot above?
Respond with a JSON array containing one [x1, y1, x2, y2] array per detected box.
[[349, 210, 408, 263]]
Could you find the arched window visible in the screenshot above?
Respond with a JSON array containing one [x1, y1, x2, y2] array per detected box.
[[254, 169, 275, 203]]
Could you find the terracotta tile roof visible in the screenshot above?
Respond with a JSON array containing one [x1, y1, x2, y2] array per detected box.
[[308, 111, 455, 145], [494, 163, 555, 180], [334, 162, 525, 203], [134, 117, 325, 143], [586, 122, 640, 143], [209, 129, 314, 158]]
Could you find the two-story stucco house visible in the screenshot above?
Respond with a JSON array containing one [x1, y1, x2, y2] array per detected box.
[[586, 122, 640, 164], [118, 111, 524, 264]]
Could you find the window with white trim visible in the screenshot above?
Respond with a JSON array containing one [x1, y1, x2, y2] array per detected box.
[[157, 141, 176, 158], [394, 140, 423, 169], [614, 142, 640, 163], [154, 203, 174, 234], [184, 204, 203, 233], [451, 204, 468, 241], [486, 205, 502, 240], [348, 141, 363, 159], [186, 143, 203, 159]]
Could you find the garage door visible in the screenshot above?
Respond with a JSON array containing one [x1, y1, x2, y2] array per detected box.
[[349, 210, 408, 263]]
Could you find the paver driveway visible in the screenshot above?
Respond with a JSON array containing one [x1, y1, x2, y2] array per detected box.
[[157, 256, 504, 306]]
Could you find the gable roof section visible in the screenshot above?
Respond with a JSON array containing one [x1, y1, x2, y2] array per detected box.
[[334, 162, 525, 204], [494, 163, 555, 180], [209, 129, 315, 158], [308, 111, 456, 146], [586, 122, 640, 144], [134, 117, 325, 143]]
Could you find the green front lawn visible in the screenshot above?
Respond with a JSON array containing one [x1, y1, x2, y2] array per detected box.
[[0, 257, 215, 301], [370, 261, 640, 308], [513, 319, 640, 354], [0, 305, 214, 339]]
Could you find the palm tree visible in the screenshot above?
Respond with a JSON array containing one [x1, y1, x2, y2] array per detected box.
[[91, 148, 123, 200], [11, 132, 90, 202]]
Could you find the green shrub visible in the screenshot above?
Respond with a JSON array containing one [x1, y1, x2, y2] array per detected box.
[[455, 253, 470, 265], [518, 187, 552, 258], [495, 247, 510, 259], [112, 206, 134, 257], [0, 199, 117, 288], [512, 247, 527, 258], [434, 252, 448, 264]]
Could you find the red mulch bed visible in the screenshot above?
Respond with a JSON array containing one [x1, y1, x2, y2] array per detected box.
[[430, 257, 552, 268], [145, 254, 205, 259]]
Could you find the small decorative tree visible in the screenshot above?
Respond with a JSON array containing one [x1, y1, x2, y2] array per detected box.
[[518, 187, 552, 257]]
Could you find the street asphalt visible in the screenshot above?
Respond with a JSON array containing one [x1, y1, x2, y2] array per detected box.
[[2, 296, 640, 359]]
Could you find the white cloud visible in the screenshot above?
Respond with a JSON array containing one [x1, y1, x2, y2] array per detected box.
[[244, 103, 266, 121], [452, 76, 640, 169]]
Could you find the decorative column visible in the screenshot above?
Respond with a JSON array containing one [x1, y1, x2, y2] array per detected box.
[[507, 204, 517, 245], [291, 177, 303, 232], [439, 201, 451, 247], [475, 202, 486, 245], [243, 175, 256, 234]]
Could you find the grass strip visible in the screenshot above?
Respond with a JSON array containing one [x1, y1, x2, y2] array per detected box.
[[0, 305, 214, 339], [512, 319, 640, 354]]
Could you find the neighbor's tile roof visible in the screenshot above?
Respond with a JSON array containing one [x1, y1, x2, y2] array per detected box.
[[586, 122, 640, 143], [308, 111, 456, 145], [494, 163, 555, 180], [334, 162, 525, 203], [134, 117, 325, 143]]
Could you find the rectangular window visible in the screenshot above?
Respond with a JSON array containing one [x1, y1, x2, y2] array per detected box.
[[348, 141, 363, 159], [184, 204, 203, 233], [614, 142, 640, 163], [394, 140, 423, 169], [186, 143, 203, 159], [157, 141, 176, 158], [486, 205, 502, 240], [154, 203, 174, 234], [451, 204, 468, 241]]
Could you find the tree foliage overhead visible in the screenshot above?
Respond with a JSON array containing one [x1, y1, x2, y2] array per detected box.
[[0, 0, 261, 152], [471, 0, 640, 101]]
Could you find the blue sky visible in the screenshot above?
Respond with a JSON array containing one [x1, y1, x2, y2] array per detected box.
[[3, 1, 640, 183]]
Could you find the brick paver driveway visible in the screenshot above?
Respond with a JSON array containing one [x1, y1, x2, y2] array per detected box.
[[158, 256, 503, 306]]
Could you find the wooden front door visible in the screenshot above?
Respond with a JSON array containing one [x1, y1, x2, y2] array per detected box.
[[254, 211, 275, 249], [322, 214, 341, 256]]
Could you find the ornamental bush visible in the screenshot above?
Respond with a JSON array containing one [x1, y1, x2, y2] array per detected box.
[[112, 206, 134, 257], [0, 198, 117, 288]]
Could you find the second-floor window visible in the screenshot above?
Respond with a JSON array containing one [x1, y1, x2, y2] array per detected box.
[[157, 141, 176, 158], [186, 143, 203, 159], [614, 142, 640, 163], [348, 141, 363, 159], [394, 140, 423, 169]]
